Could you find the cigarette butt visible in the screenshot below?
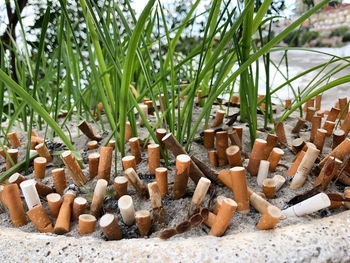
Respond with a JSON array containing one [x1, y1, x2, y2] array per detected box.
[[344, 188, 350, 209], [188, 177, 211, 216], [72, 197, 87, 221], [7, 131, 21, 147], [34, 157, 47, 179], [0, 145, 9, 159], [156, 128, 167, 149], [124, 168, 149, 197], [226, 145, 242, 167], [326, 107, 340, 122], [305, 107, 316, 121], [61, 151, 87, 186], [314, 157, 342, 190], [204, 129, 215, 149], [284, 98, 291, 109], [263, 134, 278, 160], [233, 127, 243, 143], [303, 98, 314, 112], [129, 137, 142, 164], [208, 150, 218, 167], [268, 148, 284, 172], [319, 138, 350, 167], [145, 100, 153, 109], [213, 195, 226, 215], [212, 110, 225, 127], [54, 191, 76, 234], [172, 154, 191, 200], [79, 214, 97, 236], [107, 139, 115, 149], [135, 210, 151, 237], [90, 179, 108, 218], [20, 179, 41, 210], [203, 211, 216, 227], [6, 149, 18, 170], [338, 97, 348, 120], [118, 195, 135, 225], [228, 130, 241, 148], [209, 198, 237, 236], [218, 169, 232, 190], [139, 105, 148, 126], [257, 160, 270, 187], [35, 143, 52, 162], [316, 111, 324, 117], [78, 120, 102, 141], [341, 112, 350, 136], [247, 139, 267, 176], [87, 152, 100, 180], [332, 129, 346, 149], [315, 94, 322, 111], [230, 167, 249, 213], [148, 144, 160, 174], [286, 150, 306, 177], [258, 94, 266, 110], [35, 181, 53, 196], [310, 116, 322, 142], [216, 131, 228, 166], [125, 121, 133, 141], [231, 95, 240, 104], [275, 122, 287, 146], [262, 178, 276, 199], [27, 205, 54, 233], [2, 184, 27, 227], [256, 205, 281, 230], [46, 193, 62, 218], [8, 172, 26, 186], [302, 141, 316, 152], [122, 155, 137, 172], [114, 176, 128, 199], [247, 188, 272, 214], [282, 193, 330, 217], [290, 146, 320, 189], [155, 167, 168, 199], [292, 138, 305, 154], [273, 175, 286, 192], [148, 182, 165, 227], [87, 140, 98, 150], [100, 214, 122, 240], [97, 146, 113, 182], [323, 121, 335, 136], [30, 136, 44, 150], [51, 168, 67, 195]]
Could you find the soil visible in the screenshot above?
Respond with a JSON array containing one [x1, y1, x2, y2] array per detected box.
[[0, 100, 348, 241]]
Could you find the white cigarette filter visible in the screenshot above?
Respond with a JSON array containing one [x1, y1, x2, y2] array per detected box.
[[139, 105, 148, 126], [257, 160, 270, 187], [90, 179, 108, 217], [118, 195, 135, 225], [273, 175, 286, 192], [20, 179, 41, 210], [282, 193, 331, 217], [290, 146, 320, 189], [192, 177, 211, 206]]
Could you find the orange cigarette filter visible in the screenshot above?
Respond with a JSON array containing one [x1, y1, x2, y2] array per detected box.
[[332, 129, 346, 149], [256, 205, 281, 230], [209, 198, 237, 237], [323, 121, 336, 136], [226, 145, 242, 167], [212, 110, 225, 127], [88, 152, 100, 179], [2, 184, 27, 227], [148, 144, 160, 174], [284, 99, 291, 109], [27, 205, 54, 233], [35, 181, 53, 196], [135, 210, 151, 237], [315, 94, 322, 111], [203, 129, 215, 149], [79, 214, 97, 236], [87, 140, 98, 150], [100, 214, 122, 240], [203, 212, 217, 228], [129, 137, 142, 164], [114, 176, 128, 199], [275, 122, 287, 146], [6, 149, 18, 170], [156, 128, 167, 148], [208, 150, 218, 167], [291, 138, 305, 154], [231, 95, 240, 104], [213, 195, 226, 215], [230, 167, 249, 213], [46, 193, 62, 218], [228, 130, 241, 148], [125, 121, 133, 141], [172, 154, 191, 200], [291, 118, 306, 134], [51, 168, 67, 195], [155, 167, 168, 199], [286, 150, 306, 177], [34, 157, 47, 179], [122, 155, 137, 172], [7, 131, 21, 147], [8, 172, 26, 186], [61, 151, 87, 186], [145, 100, 153, 109], [35, 143, 52, 162], [305, 107, 316, 122], [233, 127, 243, 143], [216, 131, 228, 166], [263, 133, 278, 160], [72, 197, 87, 221], [268, 148, 284, 172], [218, 169, 232, 190], [54, 192, 75, 234], [326, 107, 340, 122], [338, 97, 348, 120], [247, 139, 267, 176], [107, 140, 115, 149], [310, 115, 322, 142], [97, 146, 113, 182], [314, 128, 327, 153], [314, 157, 342, 191], [262, 178, 276, 199], [0, 145, 9, 159], [341, 112, 350, 136], [30, 136, 44, 150]]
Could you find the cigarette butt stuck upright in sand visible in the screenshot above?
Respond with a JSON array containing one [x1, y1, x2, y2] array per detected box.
[[148, 144, 160, 174], [257, 160, 270, 187], [262, 178, 276, 199], [155, 167, 168, 199], [20, 179, 41, 210], [216, 131, 228, 166], [226, 145, 242, 167], [3, 184, 27, 227], [54, 191, 76, 235], [34, 157, 47, 179], [188, 177, 211, 216], [268, 148, 284, 172], [122, 155, 137, 172], [247, 139, 267, 176], [90, 179, 108, 218], [129, 137, 142, 164], [97, 146, 113, 182], [135, 210, 151, 237], [46, 193, 62, 218], [61, 151, 87, 186], [114, 176, 128, 199], [208, 150, 218, 167], [35, 143, 52, 162], [118, 195, 135, 226], [79, 214, 97, 236], [212, 110, 225, 127], [6, 149, 18, 170], [204, 129, 215, 149], [7, 132, 21, 147], [230, 167, 249, 213], [100, 214, 122, 240], [172, 154, 191, 200], [51, 168, 67, 195], [72, 197, 87, 221], [88, 152, 100, 179]]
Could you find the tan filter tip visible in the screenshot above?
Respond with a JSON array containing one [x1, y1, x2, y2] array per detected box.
[[79, 214, 97, 236]]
